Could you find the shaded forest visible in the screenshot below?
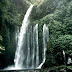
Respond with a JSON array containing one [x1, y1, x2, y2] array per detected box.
[[0, 0, 72, 71]]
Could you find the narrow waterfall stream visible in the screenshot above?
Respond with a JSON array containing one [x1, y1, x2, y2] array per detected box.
[[35, 24, 39, 67], [3, 5, 49, 70], [63, 50, 66, 65], [15, 26, 19, 47], [37, 24, 49, 69]]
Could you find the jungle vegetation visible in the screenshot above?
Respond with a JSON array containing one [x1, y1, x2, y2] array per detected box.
[[0, 0, 72, 69]]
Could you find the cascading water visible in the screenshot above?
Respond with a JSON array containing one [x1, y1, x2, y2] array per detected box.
[[31, 24, 39, 68], [15, 26, 19, 47], [37, 24, 49, 69], [3, 4, 49, 70], [14, 5, 33, 69], [3, 5, 33, 70], [32, 25, 37, 68], [35, 24, 39, 67], [63, 50, 66, 65], [67, 57, 72, 64]]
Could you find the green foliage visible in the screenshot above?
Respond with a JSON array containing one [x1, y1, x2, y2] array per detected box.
[[0, 0, 30, 67], [3, 0, 29, 26], [67, 66, 72, 70], [53, 35, 72, 51], [31, 0, 58, 20], [0, 0, 72, 69], [32, 0, 72, 67]]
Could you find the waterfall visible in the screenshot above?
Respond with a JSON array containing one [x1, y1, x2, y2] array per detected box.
[[63, 50, 66, 65], [32, 25, 36, 68], [3, 5, 49, 70], [14, 4, 33, 69], [32, 24, 39, 68], [26, 26, 30, 68], [35, 24, 39, 67], [67, 57, 72, 64], [15, 26, 19, 47], [37, 24, 49, 69]]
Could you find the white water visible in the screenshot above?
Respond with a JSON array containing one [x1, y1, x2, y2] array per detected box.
[[32, 25, 36, 68], [14, 5, 33, 69], [63, 50, 66, 65], [15, 26, 19, 47], [37, 24, 49, 69], [35, 24, 39, 67], [67, 57, 72, 64], [3, 5, 33, 70], [32, 24, 39, 68], [3, 5, 49, 70], [26, 28, 30, 68]]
